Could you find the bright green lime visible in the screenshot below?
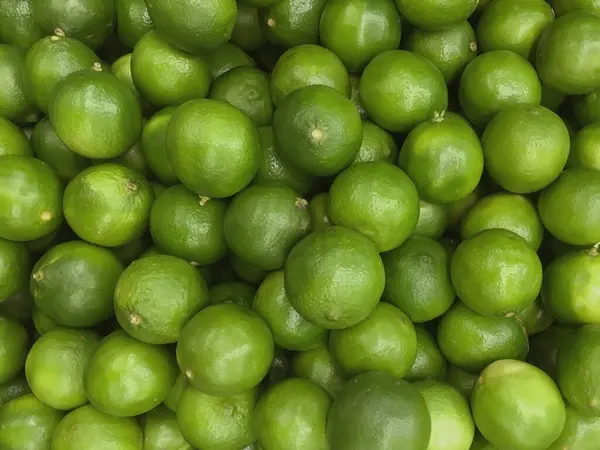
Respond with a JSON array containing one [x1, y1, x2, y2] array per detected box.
[[292, 346, 346, 397], [352, 121, 398, 165], [413, 201, 448, 240], [0, 238, 28, 302], [0, 317, 28, 384], [406, 326, 448, 381], [140, 405, 192, 450], [395, 0, 478, 31], [116, 0, 154, 48], [0, 117, 31, 157], [569, 123, 600, 170], [261, 0, 327, 48], [0, 44, 38, 123]]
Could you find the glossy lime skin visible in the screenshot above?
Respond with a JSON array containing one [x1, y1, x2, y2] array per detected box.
[[292, 346, 346, 397], [406, 326, 448, 381], [0, 375, 31, 407], [547, 406, 600, 450], [209, 42, 256, 79], [573, 89, 600, 126], [0, 44, 38, 123], [141, 107, 177, 184], [116, 0, 154, 48], [231, 4, 264, 52], [0, 238, 28, 302], [210, 281, 255, 308], [0, 117, 32, 157], [140, 405, 193, 450], [0, 0, 43, 47], [260, 0, 327, 49], [395, 0, 478, 31], [0, 316, 28, 384], [319, 0, 402, 73], [360, 50, 448, 133], [569, 123, 600, 170], [352, 121, 398, 165]]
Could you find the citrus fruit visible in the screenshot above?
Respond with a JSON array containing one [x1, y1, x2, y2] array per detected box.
[[445, 184, 483, 229], [330, 302, 417, 378], [476, 0, 555, 60], [0, 394, 63, 450], [209, 281, 255, 308], [349, 74, 367, 119], [437, 301, 529, 372], [273, 85, 361, 176], [209, 42, 256, 79], [527, 324, 573, 382], [412, 203, 447, 241], [450, 229, 543, 317], [230, 254, 269, 285], [0, 286, 33, 325], [166, 99, 261, 198], [265, 347, 292, 388], [49, 70, 142, 159], [114, 255, 209, 344], [515, 296, 553, 336], [291, 346, 346, 397], [459, 50, 542, 128], [163, 372, 186, 412], [406, 326, 448, 382], [569, 123, 600, 170], [284, 226, 385, 329], [110, 53, 144, 103], [146, 0, 237, 52], [0, 117, 32, 157], [0, 155, 63, 241], [0, 0, 43, 47], [63, 163, 154, 247], [116, 0, 154, 48], [140, 405, 192, 450], [327, 371, 431, 450], [0, 238, 28, 302], [319, 0, 402, 73], [308, 193, 331, 232], [141, 107, 178, 184], [446, 365, 478, 399], [460, 192, 544, 250], [547, 406, 600, 450], [25, 328, 99, 410], [0, 375, 30, 407], [109, 141, 151, 179], [176, 304, 274, 396], [51, 404, 143, 450], [260, 0, 327, 48], [573, 89, 600, 126], [32, 306, 58, 335], [405, 21, 477, 84], [329, 162, 419, 252], [255, 378, 331, 450], [415, 381, 475, 450], [231, 4, 264, 52], [395, 0, 478, 31], [541, 83, 566, 111], [399, 112, 484, 204], [382, 236, 455, 323], [550, 0, 600, 15], [177, 385, 257, 450], [360, 50, 448, 132], [536, 12, 600, 95], [253, 271, 326, 351], [85, 330, 177, 417], [352, 121, 398, 165], [0, 44, 38, 123], [538, 168, 600, 246], [0, 316, 28, 384], [471, 359, 566, 450]]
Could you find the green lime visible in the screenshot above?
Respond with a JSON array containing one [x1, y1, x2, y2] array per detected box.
[[550, 0, 600, 15], [413, 201, 448, 240], [538, 168, 600, 245], [438, 301, 529, 372], [399, 112, 484, 204], [115, 255, 209, 344], [131, 31, 211, 107], [406, 21, 477, 84], [0, 155, 63, 241], [273, 85, 362, 176], [177, 385, 256, 450], [0, 44, 38, 123], [459, 50, 541, 128], [0, 287, 32, 325], [49, 70, 142, 159], [265, 347, 292, 388], [569, 123, 600, 170], [0, 375, 30, 407], [319, 0, 402, 73], [330, 302, 417, 378], [0, 0, 43, 48], [256, 378, 331, 450], [541, 83, 566, 111], [109, 141, 151, 179], [470, 433, 497, 449], [116, 0, 154, 48], [0, 117, 31, 157], [451, 229, 543, 316], [547, 406, 600, 450], [536, 12, 600, 95], [0, 394, 63, 450], [209, 42, 256, 79], [176, 304, 274, 396], [291, 346, 346, 397], [25, 328, 99, 410], [472, 360, 566, 450], [261, 0, 327, 48], [209, 281, 255, 308], [395, 0, 478, 31], [482, 106, 570, 193], [573, 89, 600, 126], [349, 74, 367, 119], [51, 404, 142, 450], [329, 162, 419, 252], [141, 107, 177, 184], [527, 324, 573, 381], [446, 365, 478, 399], [515, 296, 553, 336], [360, 50, 448, 132], [406, 326, 448, 381], [0, 238, 28, 302], [85, 330, 177, 417], [231, 4, 264, 52], [146, 0, 236, 52], [328, 371, 431, 450], [64, 163, 154, 247], [210, 66, 272, 127], [308, 193, 331, 232], [445, 184, 483, 229], [110, 53, 144, 105], [32, 306, 58, 335], [477, 0, 555, 60], [230, 254, 269, 285], [0, 317, 28, 384], [163, 372, 186, 412], [167, 99, 260, 198], [352, 121, 398, 165], [140, 405, 192, 450], [285, 226, 385, 329]]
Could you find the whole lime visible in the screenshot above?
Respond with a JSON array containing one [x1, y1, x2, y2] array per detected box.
[[0, 316, 28, 384], [569, 123, 600, 170], [395, 0, 478, 31]]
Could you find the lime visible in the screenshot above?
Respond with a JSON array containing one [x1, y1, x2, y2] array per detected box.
[[541, 83, 566, 111], [51, 404, 142, 450], [476, 0, 555, 60], [536, 12, 600, 95], [349, 74, 367, 119], [308, 193, 331, 232], [49, 70, 142, 159], [413, 201, 448, 240], [471, 360, 566, 450], [0, 155, 63, 241], [395, 0, 478, 31], [538, 168, 600, 245], [273, 85, 362, 176], [209, 43, 256, 79], [177, 385, 256, 450], [450, 229, 542, 316], [0, 117, 31, 157], [445, 185, 483, 229], [469, 433, 497, 450], [329, 162, 419, 252], [406, 21, 477, 84], [284, 226, 385, 329], [383, 236, 455, 322], [515, 296, 553, 335], [260, 0, 327, 48], [176, 304, 274, 396], [255, 378, 331, 450], [550, 0, 600, 16], [0, 238, 28, 302], [208, 282, 254, 308], [569, 123, 600, 170], [527, 324, 573, 381], [547, 406, 600, 450], [131, 31, 211, 107], [63, 163, 154, 247], [230, 254, 269, 285], [116, 0, 154, 48], [32, 306, 58, 335], [327, 371, 431, 450], [166, 99, 261, 198], [140, 405, 192, 450], [110, 53, 144, 105], [399, 112, 484, 204], [319, 0, 402, 73], [0, 0, 43, 47], [0, 376, 30, 407], [146, 0, 237, 52], [352, 121, 398, 165], [209, 66, 273, 127], [265, 347, 292, 388], [437, 301, 529, 372], [0, 287, 32, 325], [291, 346, 346, 397], [163, 372, 186, 412], [231, 4, 264, 52], [573, 89, 600, 126], [330, 302, 417, 378], [140, 107, 177, 184], [459, 50, 541, 128], [85, 330, 177, 417], [446, 365, 479, 399], [0, 44, 38, 123], [25, 328, 99, 410], [0, 317, 28, 384], [360, 50, 448, 132], [115, 255, 209, 344], [109, 141, 151, 179], [0, 394, 63, 450], [407, 326, 448, 381]]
